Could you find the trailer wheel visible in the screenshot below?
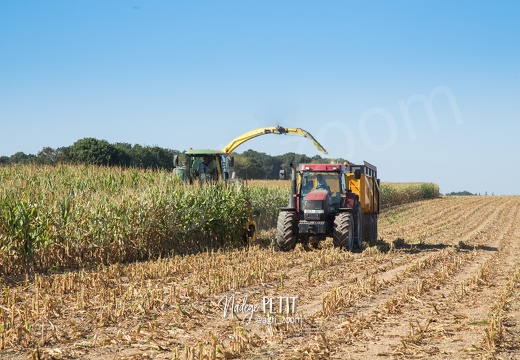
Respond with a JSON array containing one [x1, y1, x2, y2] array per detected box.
[[276, 211, 298, 251], [333, 212, 354, 251], [362, 214, 372, 245], [373, 214, 378, 245], [362, 214, 378, 246], [354, 205, 363, 250]]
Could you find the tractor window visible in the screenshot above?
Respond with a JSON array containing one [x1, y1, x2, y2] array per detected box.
[[303, 173, 340, 192], [301, 172, 342, 209], [192, 155, 218, 183], [301, 178, 314, 198], [220, 155, 227, 174]]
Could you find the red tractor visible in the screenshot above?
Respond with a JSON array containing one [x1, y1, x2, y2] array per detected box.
[[276, 162, 380, 251]]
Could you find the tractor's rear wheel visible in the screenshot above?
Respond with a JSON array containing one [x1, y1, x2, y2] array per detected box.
[[276, 211, 298, 251], [333, 212, 354, 251]]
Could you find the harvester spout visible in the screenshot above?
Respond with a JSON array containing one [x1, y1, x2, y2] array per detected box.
[[222, 126, 328, 155]]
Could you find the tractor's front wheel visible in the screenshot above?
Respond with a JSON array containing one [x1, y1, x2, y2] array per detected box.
[[333, 212, 354, 251], [276, 211, 298, 251]]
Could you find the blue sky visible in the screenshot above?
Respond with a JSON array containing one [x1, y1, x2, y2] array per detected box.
[[1, 1, 519, 195]]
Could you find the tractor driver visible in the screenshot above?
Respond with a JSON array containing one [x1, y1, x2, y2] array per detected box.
[[316, 174, 329, 191], [196, 156, 214, 181]]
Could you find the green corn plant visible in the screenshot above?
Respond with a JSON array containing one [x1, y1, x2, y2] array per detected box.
[[0, 164, 295, 276]]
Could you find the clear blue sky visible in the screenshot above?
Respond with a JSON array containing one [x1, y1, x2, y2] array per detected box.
[[1, 1, 519, 195]]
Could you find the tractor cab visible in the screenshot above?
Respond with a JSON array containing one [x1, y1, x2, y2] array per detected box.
[[173, 149, 234, 184], [298, 164, 346, 212]]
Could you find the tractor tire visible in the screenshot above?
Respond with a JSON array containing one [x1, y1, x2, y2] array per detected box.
[[333, 212, 354, 251], [276, 211, 298, 251], [354, 204, 363, 250]]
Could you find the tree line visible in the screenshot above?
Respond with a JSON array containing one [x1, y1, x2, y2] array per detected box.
[[0, 137, 347, 180]]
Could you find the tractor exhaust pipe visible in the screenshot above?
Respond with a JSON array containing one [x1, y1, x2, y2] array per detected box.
[[289, 162, 297, 208]]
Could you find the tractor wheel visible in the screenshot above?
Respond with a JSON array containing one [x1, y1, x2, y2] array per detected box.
[[333, 212, 354, 251], [354, 204, 363, 250], [276, 211, 298, 251]]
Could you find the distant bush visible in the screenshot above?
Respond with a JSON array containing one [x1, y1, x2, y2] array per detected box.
[[445, 191, 476, 196], [380, 182, 440, 208]]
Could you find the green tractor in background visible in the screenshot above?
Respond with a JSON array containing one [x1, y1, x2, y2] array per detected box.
[[174, 149, 233, 185]]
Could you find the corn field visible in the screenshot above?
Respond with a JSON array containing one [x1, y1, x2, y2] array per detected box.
[[380, 182, 440, 208], [0, 165, 434, 277], [0, 165, 267, 275]]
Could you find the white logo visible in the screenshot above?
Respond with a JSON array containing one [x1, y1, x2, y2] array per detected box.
[[219, 294, 302, 326]]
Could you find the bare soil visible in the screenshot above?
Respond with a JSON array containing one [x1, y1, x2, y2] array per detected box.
[[1, 196, 519, 359]]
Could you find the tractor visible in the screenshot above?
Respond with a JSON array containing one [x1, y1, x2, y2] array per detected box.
[[172, 126, 328, 243], [173, 148, 233, 185], [276, 161, 380, 251]]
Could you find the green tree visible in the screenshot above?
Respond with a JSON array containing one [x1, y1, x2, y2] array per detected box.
[[130, 145, 177, 169], [274, 152, 313, 175], [68, 138, 120, 166], [112, 142, 132, 167], [240, 149, 282, 179], [233, 156, 266, 179], [10, 152, 37, 164], [37, 147, 60, 165]]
